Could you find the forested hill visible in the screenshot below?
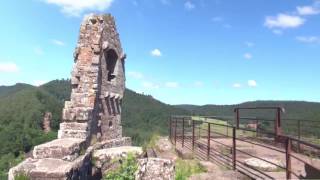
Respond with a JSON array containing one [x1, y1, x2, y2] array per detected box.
[[0, 79, 188, 178], [176, 101, 320, 121], [1, 79, 320, 177]]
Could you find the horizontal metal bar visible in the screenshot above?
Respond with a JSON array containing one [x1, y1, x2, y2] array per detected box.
[[234, 107, 281, 110]]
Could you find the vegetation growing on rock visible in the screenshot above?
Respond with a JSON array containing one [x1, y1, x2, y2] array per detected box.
[[103, 153, 138, 180]]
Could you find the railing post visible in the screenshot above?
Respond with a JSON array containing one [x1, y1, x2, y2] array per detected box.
[[275, 108, 281, 137], [256, 119, 259, 137], [235, 108, 240, 128], [207, 123, 211, 160], [232, 127, 236, 170], [286, 137, 292, 180], [182, 117, 185, 148], [169, 116, 172, 142], [174, 117, 177, 146], [192, 119, 195, 151], [298, 120, 301, 153]]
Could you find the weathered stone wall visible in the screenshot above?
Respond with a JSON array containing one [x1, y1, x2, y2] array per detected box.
[[59, 14, 126, 143]]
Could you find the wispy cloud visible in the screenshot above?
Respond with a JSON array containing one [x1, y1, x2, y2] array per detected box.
[[184, 1, 195, 10], [161, 0, 170, 5], [128, 71, 144, 79], [43, 0, 114, 17], [233, 83, 241, 88], [150, 48, 162, 57], [142, 81, 160, 90], [51, 39, 65, 46], [0, 62, 19, 73], [33, 80, 47, 86], [248, 80, 257, 87], [245, 42, 255, 47], [244, 53, 252, 60], [132, 0, 138, 6], [296, 36, 320, 43], [193, 81, 203, 87], [297, 6, 320, 15], [264, 14, 305, 29], [223, 24, 232, 29], [165, 82, 179, 88], [211, 16, 223, 22], [34, 47, 44, 55], [272, 29, 283, 35]]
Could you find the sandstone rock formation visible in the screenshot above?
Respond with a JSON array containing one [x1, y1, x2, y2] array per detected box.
[[135, 158, 175, 180], [42, 112, 52, 133]]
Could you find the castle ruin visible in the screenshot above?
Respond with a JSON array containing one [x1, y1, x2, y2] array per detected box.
[[9, 14, 132, 180]]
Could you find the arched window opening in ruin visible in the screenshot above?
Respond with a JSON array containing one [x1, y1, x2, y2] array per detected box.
[[108, 121, 113, 128], [105, 49, 118, 81]]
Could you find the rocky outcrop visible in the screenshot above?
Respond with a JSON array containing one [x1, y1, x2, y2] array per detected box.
[[135, 158, 175, 180], [42, 112, 52, 133]]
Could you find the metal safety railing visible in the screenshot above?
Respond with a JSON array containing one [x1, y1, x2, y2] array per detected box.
[[169, 114, 320, 180]]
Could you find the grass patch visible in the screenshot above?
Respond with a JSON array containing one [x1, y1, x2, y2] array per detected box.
[[142, 133, 160, 152], [14, 172, 30, 180], [175, 158, 207, 180], [103, 153, 138, 180]]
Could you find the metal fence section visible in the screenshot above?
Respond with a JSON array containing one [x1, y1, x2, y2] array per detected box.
[[169, 113, 320, 180]]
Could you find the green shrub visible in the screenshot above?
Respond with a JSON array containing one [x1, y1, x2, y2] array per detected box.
[[103, 153, 138, 180], [175, 158, 206, 180]]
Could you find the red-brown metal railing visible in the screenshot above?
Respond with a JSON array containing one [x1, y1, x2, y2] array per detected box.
[[169, 114, 320, 180]]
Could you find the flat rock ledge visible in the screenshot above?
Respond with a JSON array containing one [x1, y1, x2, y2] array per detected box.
[[135, 158, 175, 180], [93, 146, 143, 169], [33, 138, 85, 161], [8, 153, 91, 180], [244, 157, 284, 171]]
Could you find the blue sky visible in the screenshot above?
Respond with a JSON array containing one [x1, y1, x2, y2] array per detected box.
[[0, 0, 320, 105]]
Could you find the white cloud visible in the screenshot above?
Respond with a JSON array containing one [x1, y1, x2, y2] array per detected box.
[[211, 16, 223, 22], [248, 80, 257, 87], [128, 71, 144, 79], [150, 49, 162, 57], [44, 0, 114, 17], [272, 29, 283, 35], [33, 80, 47, 86], [51, 39, 65, 46], [264, 14, 305, 29], [132, 0, 138, 6], [193, 81, 203, 87], [184, 1, 195, 10], [223, 24, 232, 29], [0, 62, 19, 73], [233, 83, 241, 88], [161, 0, 170, 5], [245, 42, 254, 47], [296, 36, 320, 43], [297, 6, 320, 15], [165, 82, 179, 88], [142, 81, 159, 90], [244, 53, 252, 60], [34, 47, 44, 55]]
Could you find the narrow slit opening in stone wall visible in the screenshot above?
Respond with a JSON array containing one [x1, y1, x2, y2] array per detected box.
[[105, 49, 118, 81]]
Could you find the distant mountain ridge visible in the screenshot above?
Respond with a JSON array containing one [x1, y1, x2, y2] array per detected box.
[[175, 101, 320, 121]]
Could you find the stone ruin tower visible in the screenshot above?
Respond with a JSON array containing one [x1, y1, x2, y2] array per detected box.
[[59, 13, 126, 143], [9, 14, 131, 180]]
